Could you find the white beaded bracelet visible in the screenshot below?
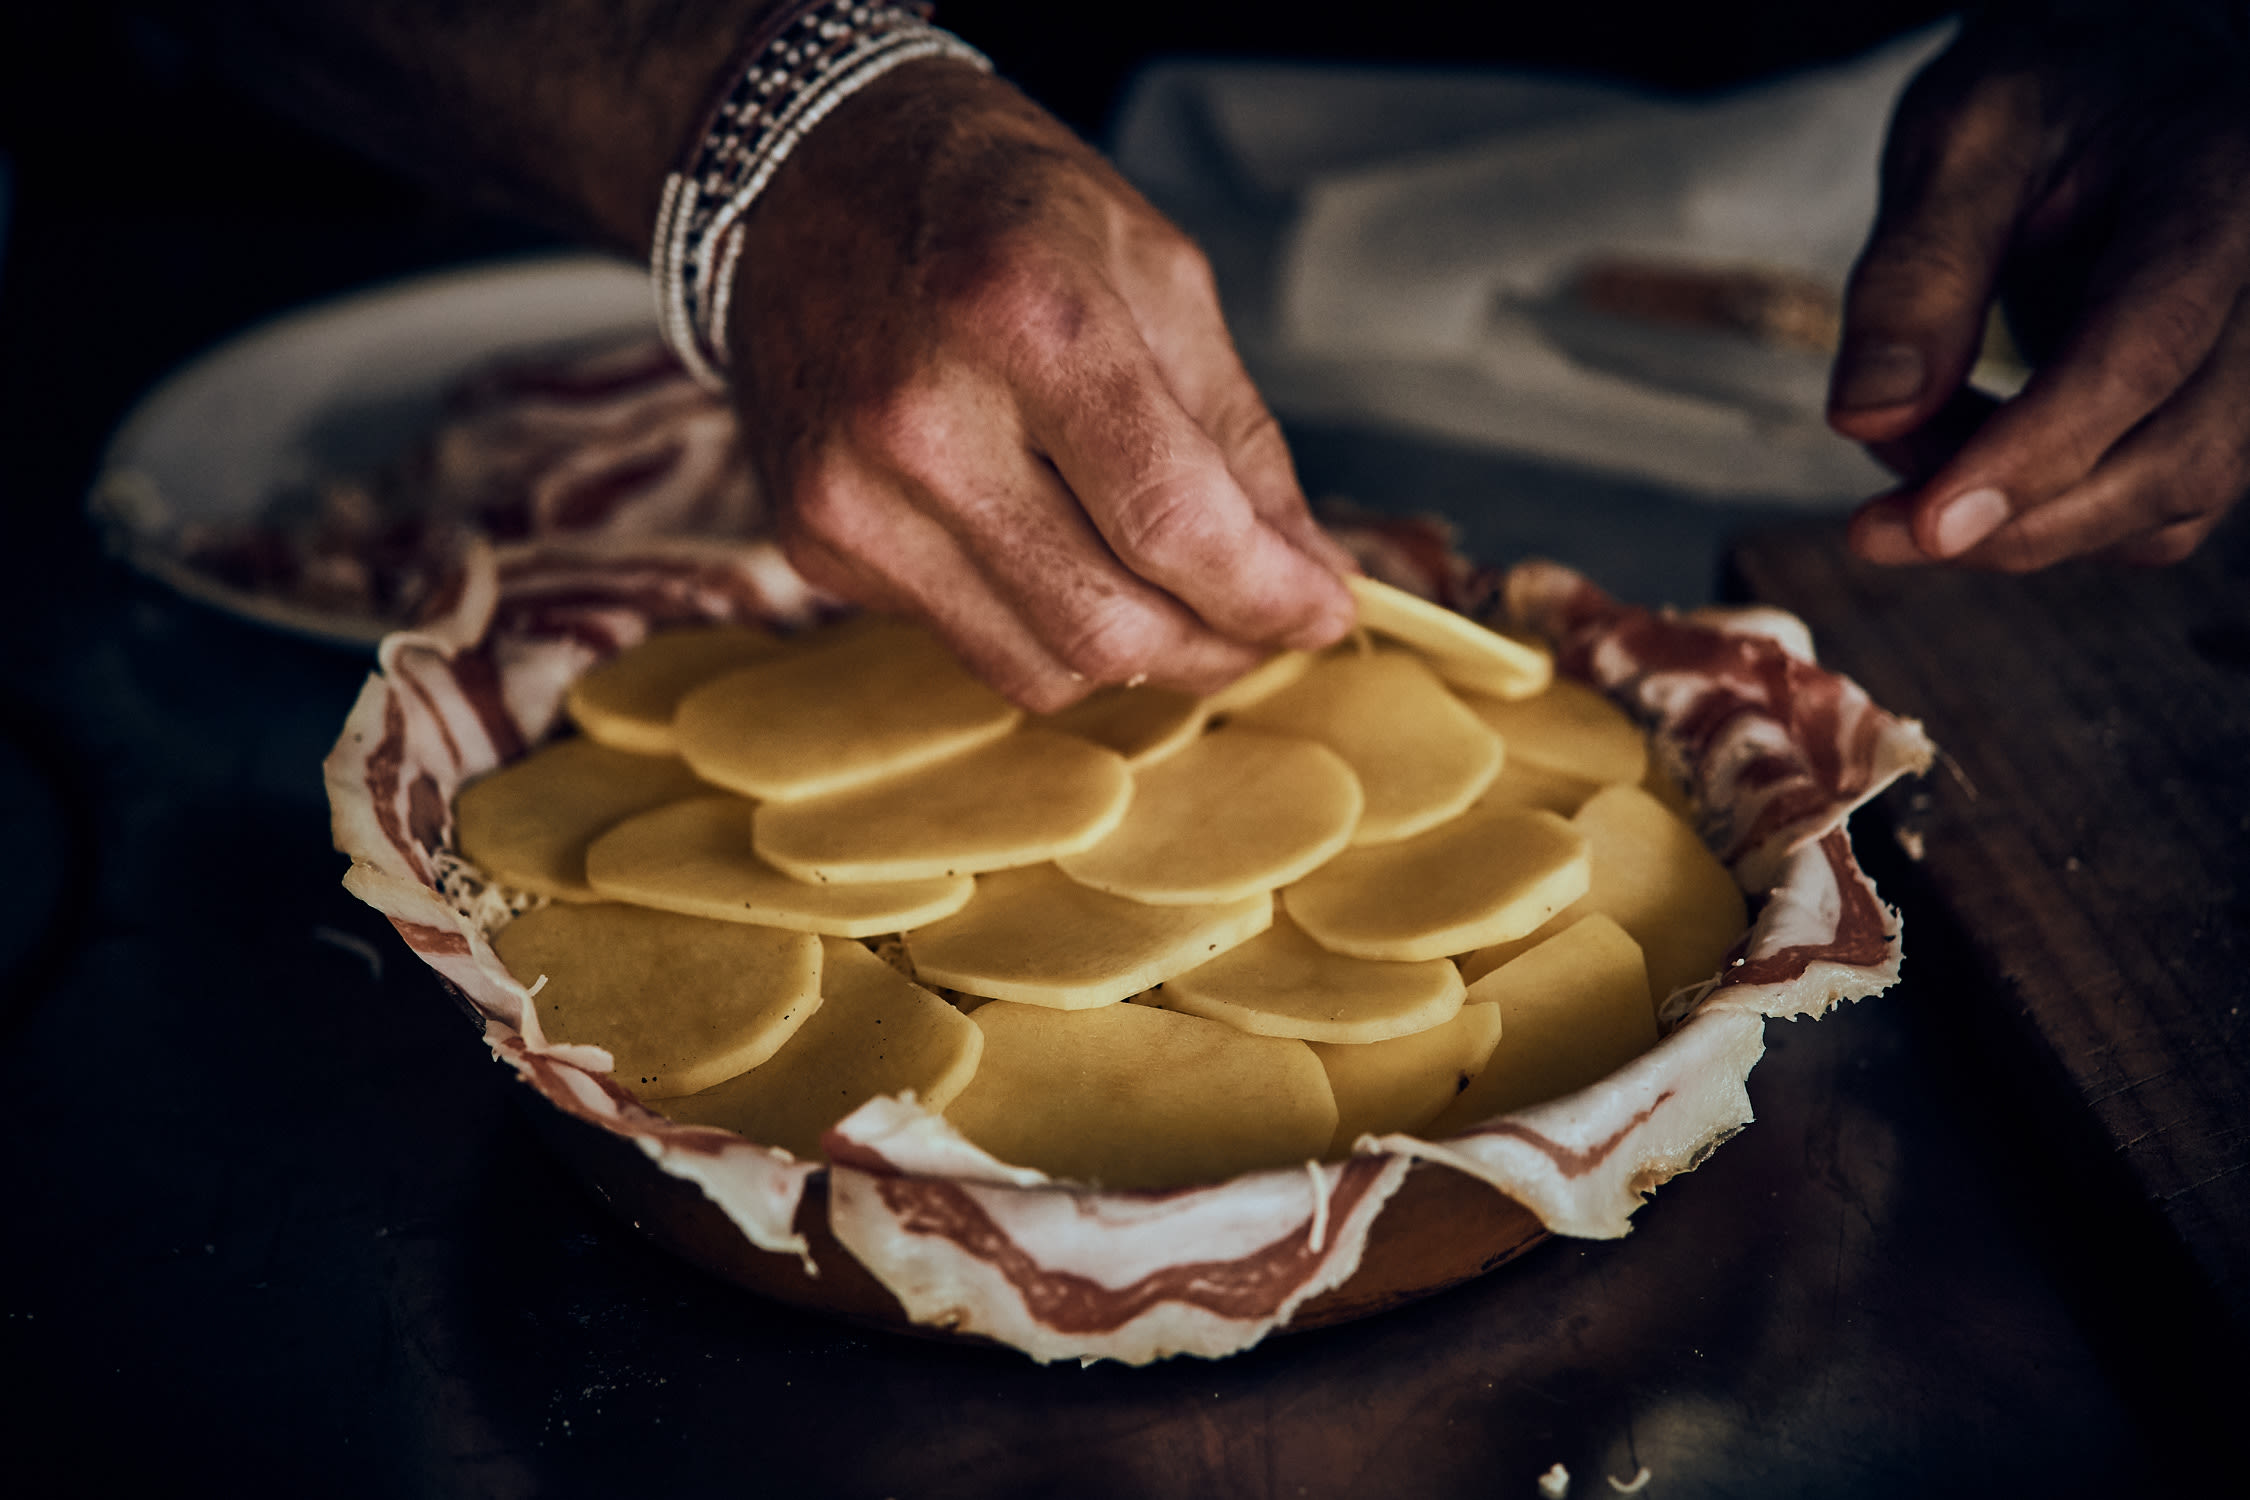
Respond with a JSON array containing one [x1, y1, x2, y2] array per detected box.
[[651, 1, 993, 391]]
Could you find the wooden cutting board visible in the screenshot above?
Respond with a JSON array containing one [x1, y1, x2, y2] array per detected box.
[[1729, 516, 2250, 1337]]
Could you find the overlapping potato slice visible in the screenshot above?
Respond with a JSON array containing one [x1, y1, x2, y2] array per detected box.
[[659, 937, 983, 1158], [674, 619, 1021, 802], [1037, 684, 1205, 767], [1285, 804, 1589, 962], [1559, 783, 1748, 1005], [1425, 914, 1655, 1133], [585, 795, 972, 936], [491, 902, 822, 1098], [1465, 676, 1647, 787], [1055, 729, 1361, 905], [942, 999, 1336, 1189], [1311, 1001, 1503, 1153], [1476, 759, 1603, 817], [1158, 913, 1463, 1042], [1456, 781, 1745, 993], [1346, 576, 1553, 700], [1200, 649, 1316, 716], [565, 624, 779, 755], [753, 730, 1132, 883], [907, 864, 1272, 1009], [1233, 650, 1503, 844], [454, 737, 707, 900]]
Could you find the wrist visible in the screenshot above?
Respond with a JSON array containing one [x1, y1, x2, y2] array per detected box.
[[650, 4, 993, 390]]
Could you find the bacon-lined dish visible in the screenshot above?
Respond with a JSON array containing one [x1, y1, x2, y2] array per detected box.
[[325, 521, 1931, 1363]]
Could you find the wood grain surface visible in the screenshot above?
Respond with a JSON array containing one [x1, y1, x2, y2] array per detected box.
[[1730, 516, 2250, 1334]]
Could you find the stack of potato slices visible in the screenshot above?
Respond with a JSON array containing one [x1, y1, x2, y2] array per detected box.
[[459, 580, 1747, 1189]]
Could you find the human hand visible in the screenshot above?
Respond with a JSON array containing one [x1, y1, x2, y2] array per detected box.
[[1827, 2, 2250, 571], [720, 61, 1356, 710]]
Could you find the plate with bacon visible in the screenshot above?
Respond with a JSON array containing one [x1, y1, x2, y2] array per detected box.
[[89, 254, 758, 647]]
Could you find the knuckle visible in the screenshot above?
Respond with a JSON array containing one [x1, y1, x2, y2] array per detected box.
[[1052, 594, 1170, 684], [840, 382, 961, 487], [1852, 224, 1991, 314], [2103, 305, 2214, 410], [783, 468, 867, 548], [1143, 230, 1217, 304], [939, 238, 1098, 367], [1111, 477, 1232, 570]]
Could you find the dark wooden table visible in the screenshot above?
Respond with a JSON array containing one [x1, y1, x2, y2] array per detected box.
[[1729, 518, 2250, 1379], [4, 60, 2245, 1488], [8, 260, 2244, 1500]]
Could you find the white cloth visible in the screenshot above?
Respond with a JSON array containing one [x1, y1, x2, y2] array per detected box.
[[1111, 26, 1955, 504]]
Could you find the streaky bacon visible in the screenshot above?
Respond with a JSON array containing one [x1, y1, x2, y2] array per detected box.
[[324, 523, 1929, 1363]]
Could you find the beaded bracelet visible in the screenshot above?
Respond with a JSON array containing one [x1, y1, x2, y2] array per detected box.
[[651, 0, 992, 391]]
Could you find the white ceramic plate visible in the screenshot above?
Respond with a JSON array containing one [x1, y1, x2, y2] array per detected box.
[[89, 253, 656, 648]]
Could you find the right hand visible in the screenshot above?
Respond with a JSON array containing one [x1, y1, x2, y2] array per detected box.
[[721, 61, 1357, 711]]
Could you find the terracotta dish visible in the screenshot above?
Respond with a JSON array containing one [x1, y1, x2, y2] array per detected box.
[[324, 518, 1932, 1363]]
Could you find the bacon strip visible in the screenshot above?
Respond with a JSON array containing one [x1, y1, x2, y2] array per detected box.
[[324, 528, 1926, 1363]]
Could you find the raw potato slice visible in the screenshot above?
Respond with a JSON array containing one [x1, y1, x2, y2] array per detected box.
[[753, 730, 1132, 883], [906, 864, 1272, 1009], [1425, 915, 1655, 1133], [1234, 651, 1503, 844], [1285, 805, 1589, 962], [1311, 1001, 1503, 1153], [1158, 914, 1464, 1042], [1037, 684, 1205, 767], [1563, 783, 1748, 1005], [943, 1000, 1336, 1190], [660, 937, 983, 1159], [674, 618, 1021, 802], [1054, 730, 1362, 905], [454, 736, 706, 900], [1346, 575, 1553, 700], [1464, 676, 1647, 787], [565, 624, 779, 755], [585, 796, 973, 936], [491, 902, 822, 1098], [1477, 760, 1603, 818], [1200, 649, 1315, 716]]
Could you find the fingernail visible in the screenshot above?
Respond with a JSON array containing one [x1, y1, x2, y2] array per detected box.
[[1932, 486, 2010, 557], [1831, 341, 1927, 412]]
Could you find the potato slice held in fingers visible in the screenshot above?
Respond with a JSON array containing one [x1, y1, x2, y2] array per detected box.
[[659, 937, 983, 1159], [943, 1000, 1336, 1190], [753, 730, 1132, 883], [1158, 913, 1463, 1043], [1055, 729, 1361, 905], [491, 902, 822, 1099], [1233, 651, 1502, 845], [1345, 575, 1552, 700], [907, 865, 1272, 1009], [1425, 914, 1655, 1133], [1312, 1000, 1504, 1153], [1462, 676, 1646, 788], [566, 624, 780, 755], [454, 736, 707, 900], [1036, 683, 1205, 767], [586, 795, 972, 936], [1285, 804, 1589, 962], [675, 618, 1021, 802]]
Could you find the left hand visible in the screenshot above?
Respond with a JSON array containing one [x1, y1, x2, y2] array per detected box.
[[1826, 2, 2250, 570]]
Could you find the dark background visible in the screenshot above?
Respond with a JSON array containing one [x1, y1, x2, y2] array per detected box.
[[21, 8, 2232, 1500]]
